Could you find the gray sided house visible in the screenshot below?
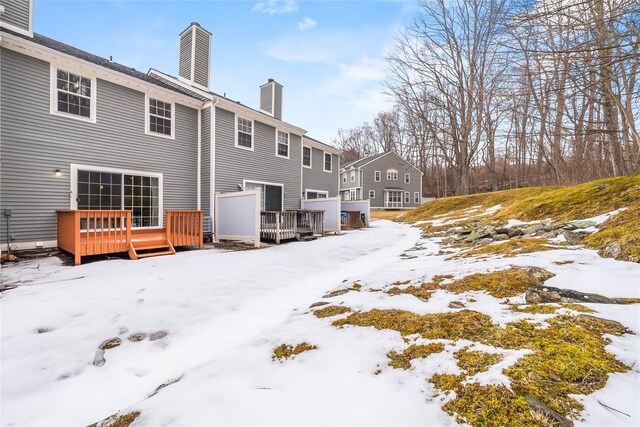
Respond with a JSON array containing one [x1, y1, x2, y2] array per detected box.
[[0, 27, 203, 249], [302, 136, 340, 200], [340, 152, 423, 209], [0, 0, 338, 251]]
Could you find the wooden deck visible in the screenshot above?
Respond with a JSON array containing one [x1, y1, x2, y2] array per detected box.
[[57, 210, 203, 265], [260, 210, 324, 244]]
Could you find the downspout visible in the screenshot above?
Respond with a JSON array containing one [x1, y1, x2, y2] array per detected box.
[[209, 98, 219, 239], [197, 107, 201, 210]]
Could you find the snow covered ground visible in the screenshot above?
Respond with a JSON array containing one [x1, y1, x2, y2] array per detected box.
[[1, 220, 639, 426]]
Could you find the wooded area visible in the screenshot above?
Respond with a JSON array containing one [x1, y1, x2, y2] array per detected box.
[[332, 0, 639, 196]]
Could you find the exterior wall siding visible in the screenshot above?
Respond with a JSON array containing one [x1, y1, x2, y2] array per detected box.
[[260, 85, 272, 114], [178, 31, 192, 82], [340, 167, 360, 190], [201, 106, 211, 218], [0, 48, 199, 245], [302, 147, 339, 197], [193, 27, 210, 88], [360, 153, 422, 208], [214, 106, 302, 211], [273, 84, 282, 120], [0, 0, 30, 32]]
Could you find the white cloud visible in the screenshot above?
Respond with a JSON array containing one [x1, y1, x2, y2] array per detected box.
[[252, 0, 298, 14], [297, 17, 317, 30]]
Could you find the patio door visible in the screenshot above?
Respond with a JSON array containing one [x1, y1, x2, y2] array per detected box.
[[245, 181, 283, 211], [264, 185, 282, 211], [73, 165, 162, 228]]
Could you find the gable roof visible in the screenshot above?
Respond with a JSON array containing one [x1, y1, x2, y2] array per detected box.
[[341, 151, 423, 175], [302, 135, 341, 155], [1, 28, 208, 102], [341, 152, 388, 170]]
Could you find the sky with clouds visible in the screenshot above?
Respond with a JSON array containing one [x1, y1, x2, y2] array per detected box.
[[34, 0, 418, 143]]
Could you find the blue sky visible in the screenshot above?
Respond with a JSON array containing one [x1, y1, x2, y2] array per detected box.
[[34, 0, 418, 143]]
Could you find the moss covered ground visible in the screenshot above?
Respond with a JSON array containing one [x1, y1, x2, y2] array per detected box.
[[333, 308, 631, 423], [386, 267, 553, 300], [272, 343, 318, 360]]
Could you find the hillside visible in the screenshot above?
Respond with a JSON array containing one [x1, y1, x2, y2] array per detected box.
[[402, 175, 640, 262]]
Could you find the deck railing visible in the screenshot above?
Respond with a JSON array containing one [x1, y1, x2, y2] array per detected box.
[[57, 210, 132, 265], [260, 211, 297, 244], [341, 211, 361, 230], [297, 210, 324, 235], [166, 210, 204, 248]]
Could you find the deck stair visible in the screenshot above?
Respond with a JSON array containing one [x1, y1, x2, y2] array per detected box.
[[128, 230, 176, 260], [296, 227, 317, 242]]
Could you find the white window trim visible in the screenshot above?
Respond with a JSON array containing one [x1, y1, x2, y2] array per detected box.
[[350, 171, 356, 182], [304, 189, 329, 199], [50, 64, 97, 124], [404, 191, 411, 204], [369, 190, 375, 198], [374, 171, 381, 182], [404, 173, 410, 184], [243, 179, 284, 211], [235, 115, 254, 151], [302, 146, 312, 169], [414, 192, 420, 204], [387, 169, 398, 181], [144, 94, 175, 140], [275, 129, 290, 159], [323, 152, 332, 173], [342, 173, 347, 184], [69, 163, 164, 229]]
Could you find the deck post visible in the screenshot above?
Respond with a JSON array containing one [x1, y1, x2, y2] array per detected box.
[[276, 213, 281, 245], [199, 210, 204, 249]]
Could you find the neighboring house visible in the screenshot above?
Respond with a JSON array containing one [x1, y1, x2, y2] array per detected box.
[[302, 136, 340, 200], [339, 152, 423, 209], [0, 0, 339, 252]]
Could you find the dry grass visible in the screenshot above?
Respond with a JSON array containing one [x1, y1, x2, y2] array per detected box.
[[370, 210, 407, 221]]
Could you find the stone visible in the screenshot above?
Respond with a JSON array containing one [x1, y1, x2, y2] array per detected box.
[[543, 222, 567, 232], [448, 301, 466, 309], [466, 225, 495, 241], [127, 332, 147, 342], [525, 285, 619, 304], [563, 230, 584, 245], [310, 301, 330, 308], [599, 242, 622, 259], [569, 220, 597, 229], [92, 349, 106, 367], [494, 227, 510, 235], [507, 228, 524, 237], [596, 184, 610, 191], [525, 395, 573, 427], [492, 234, 510, 241], [149, 331, 168, 341], [99, 337, 122, 350], [522, 224, 542, 235]]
